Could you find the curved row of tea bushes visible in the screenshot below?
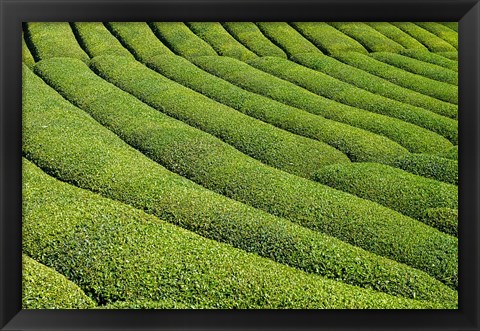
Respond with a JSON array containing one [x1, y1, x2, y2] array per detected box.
[[400, 49, 458, 71], [421, 208, 458, 238], [192, 55, 453, 154], [328, 22, 404, 52], [26, 62, 458, 290], [104, 22, 173, 61], [334, 52, 458, 104], [439, 22, 458, 32], [437, 145, 458, 161], [23, 22, 89, 62], [388, 154, 458, 185], [291, 53, 457, 119], [186, 22, 257, 61], [314, 162, 458, 225], [148, 22, 218, 58], [23, 161, 452, 309], [255, 22, 322, 57], [415, 22, 458, 49], [437, 52, 458, 61], [248, 57, 458, 143], [370, 52, 458, 85], [222, 22, 287, 58], [22, 33, 35, 68], [390, 22, 457, 52], [99, 300, 196, 309], [22, 254, 96, 309], [290, 22, 368, 55], [365, 22, 428, 50], [145, 54, 408, 163], [70, 22, 134, 58]]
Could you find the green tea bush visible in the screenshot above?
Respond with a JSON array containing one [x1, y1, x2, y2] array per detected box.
[[22, 33, 35, 68], [23, 22, 89, 62], [148, 22, 217, 58], [291, 22, 368, 55], [328, 22, 404, 52], [186, 22, 257, 61], [370, 52, 458, 85], [26, 62, 458, 288], [400, 49, 457, 71], [104, 22, 173, 61], [437, 52, 458, 61], [439, 22, 458, 32], [98, 300, 196, 309], [390, 22, 457, 52], [23, 160, 453, 308], [437, 145, 458, 161], [248, 56, 458, 143], [22, 254, 96, 309], [291, 53, 457, 119], [388, 153, 458, 185], [193, 55, 453, 154], [71, 22, 134, 58], [255, 22, 322, 57], [145, 54, 408, 163], [420, 208, 458, 237], [414, 22, 458, 49], [334, 51, 458, 104], [365, 22, 428, 50], [222, 22, 287, 58], [314, 162, 458, 225]]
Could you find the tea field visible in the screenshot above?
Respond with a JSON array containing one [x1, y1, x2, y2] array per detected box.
[[22, 22, 459, 309]]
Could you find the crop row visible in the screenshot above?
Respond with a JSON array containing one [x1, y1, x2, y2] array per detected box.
[[391, 22, 457, 52], [414, 22, 458, 49], [22, 159, 454, 308], [438, 52, 458, 61], [437, 145, 458, 161], [22, 32, 35, 68], [421, 208, 458, 237], [439, 22, 458, 32], [365, 22, 428, 50], [400, 49, 458, 71]]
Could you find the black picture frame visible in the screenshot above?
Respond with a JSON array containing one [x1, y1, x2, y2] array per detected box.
[[1, 0, 479, 330]]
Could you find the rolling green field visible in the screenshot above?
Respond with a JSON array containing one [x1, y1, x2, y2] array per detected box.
[[22, 21, 458, 309]]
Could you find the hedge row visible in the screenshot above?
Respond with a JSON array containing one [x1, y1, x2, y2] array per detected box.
[[400, 49, 458, 71], [387, 153, 458, 185], [328, 22, 404, 52], [390, 22, 457, 52], [290, 22, 368, 55], [248, 56, 458, 144], [22, 33, 35, 68], [222, 22, 287, 58], [414, 22, 458, 49], [370, 52, 458, 85], [314, 162, 458, 226], [437, 52, 458, 61], [186, 22, 258, 61], [23, 22, 89, 62], [437, 145, 458, 161], [439, 22, 458, 32], [255, 22, 322, 57], [193, 55, 453, 154], [98, 300, 195, 309], [365, 22, 428, 50], [104, 22, 173, 61], [70, 22, 134, 58], [334, 51, 458, 104], [291, 53, 457, 119], [22, 160, 452, 309], [148, 22, 217, 58], [26, 62, 458, 289], [145, 54, 408, 163], [421, 208, 458, 238], [22, 254, 96, 309]]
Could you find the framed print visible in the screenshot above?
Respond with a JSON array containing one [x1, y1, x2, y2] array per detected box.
[[1, 0, 479, 330]]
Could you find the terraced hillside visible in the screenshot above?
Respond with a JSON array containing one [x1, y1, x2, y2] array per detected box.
[[22, 21, 459, 309]]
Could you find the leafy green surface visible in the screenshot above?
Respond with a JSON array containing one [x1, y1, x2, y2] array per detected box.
[[400, 49, 457, 71], [365, 22, 428, 50], [391, 22, 457, 52]]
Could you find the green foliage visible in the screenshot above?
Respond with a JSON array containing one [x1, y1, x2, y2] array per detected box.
[[145, 54, 408, 163], [248, 56, 458, 144], [334, 51, 458, 104], [370, 52, 457, 85], [391, 22, 457, 52], [71, 22, 134, 58], [25, 62, 458, 290], [193, 55, 452, 154], [365, 22, 428, 50], [22, 254, 96, 309], [222, 22, 287, 58], [388, 153, 458, 185], [437, 52, 458, 61], [23, 160, 452, 309], [314, 162, 458, 226], [23, 22, 89, 62], [328, 22, 404, 52], [439, 22, 458, 32], [437, 145, 458, 161], [400, 49, 458, 71], [22, 33, 35, 68], [414, 22, 458, 49], [255, 22, 322, 57], [291, 22, 368, 55], [104, 22, 173, 61], [98, 299, 195, 309], [292, 52, 457, 119], [420, 208, 458, 237], [186, 22, 257, 61], [148, 22, 217, 58]]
